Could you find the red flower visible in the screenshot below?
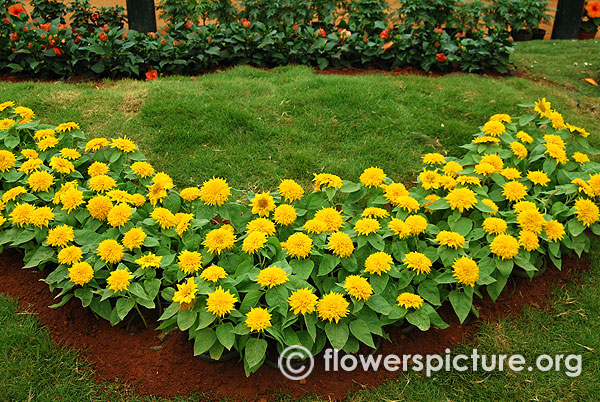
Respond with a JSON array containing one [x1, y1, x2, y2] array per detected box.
[[208, 37, 212, 43], [433, 27, 444, 34], [53, 47, 62, 56], [241, 18, 250, 28], [145, 70, 158, 81], [173, 40, 180, 46], [99, 32, 108, 42], [9, 32, 18, 41], [434, 41, 440, 47], [381, 41, 394, 51], [8, 4, 26, 17], [102, 24, 109, 32], [436, 53, 447, 62], [74, 35, 82, 44], [91, 12, 99, 20], [39, 22, 51, 32], [27, 42, 33, 48], [293, 23, 298, 30], [186, 21, 193, 29], [455, 31, 464, 38], [57, 23, 67, 30], [160, 39, 166, 45], [3, 17, 10, 24], [379, 29, 389, 40], [316, 28, 326, 38]]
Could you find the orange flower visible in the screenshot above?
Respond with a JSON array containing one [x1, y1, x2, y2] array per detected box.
[[145, 69, 158, 81], [8, 4, 26, 17], [316, 28, 326, 38], [382, 41, 394, 51], [586, 0, 600, 18]]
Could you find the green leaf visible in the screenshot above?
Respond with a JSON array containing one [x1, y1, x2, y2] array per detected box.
[[406, 308, 430, 331], [486, 273, 508, 302], [290, 259, 315, 280], [216, 323, 235, 350], [318, 254, 339, 276], [177, 309, 197, 330], [567, 219, 585, 237], [158, 302, 179, 321], [366, 295, 392, 315], [23, 246, 54, 268], [349, 319, 375, 348], [417, 280, 441, 306], [115, 297, 135, 321], [193, 328, 217, 355], [245, 337, 268, 368], [449, 290, 472, 324], [325, 321, 349, 350], [496, 258, 514, 277]]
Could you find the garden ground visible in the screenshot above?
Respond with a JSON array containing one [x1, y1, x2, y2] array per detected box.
[[0, 39, 599, 401]]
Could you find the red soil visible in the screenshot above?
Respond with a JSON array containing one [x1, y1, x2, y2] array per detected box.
[[0, 249, 586, 401]]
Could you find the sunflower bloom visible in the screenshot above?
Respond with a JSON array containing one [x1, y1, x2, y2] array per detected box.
[[288, 288, 318, 315], [490, 234, 519, 260], [354, 218, 380, 236], [574, 198, 599, 227], [107, 268, 133, 292], [256, 266, 289, 288], [245, 307, 272, 332], [317, 292, 349, 323], [199, 177, 231, 206], [396, 292, 423, 309], [403, 252, 432, 274], [360, 166, 386, 187], [278, 179, 304, 201], [204, 226, 236, 254], [452, 256, 479, 286], [242, 231, 267, 254], [482, 217, 507, 235], [172, 278, 198, 304], [544, 220, 565, 242], [206, 286, 237, 317], [502, 181, 528, 202], [46, 225, 74, 247], [445, 188, 477, 212], [328, 232, 354, 258], [200, 265, 228, 282], [178, 250, 203, 274], [285, 232, 313, 259], [343, 275, 373, 301], [68, 262, 94, 286], [97, 239, 124, 264]]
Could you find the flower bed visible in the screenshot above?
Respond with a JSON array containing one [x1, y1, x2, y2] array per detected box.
[[0, 12, 514, 79], [0, 98, 598, 375]]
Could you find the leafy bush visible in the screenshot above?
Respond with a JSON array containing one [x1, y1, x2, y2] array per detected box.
[[0, 98, 598, 374], [68, 0, 127, 31], [505, 0, 553, 33], [30, 0, 67, 23], [0, 13, 514, 79]]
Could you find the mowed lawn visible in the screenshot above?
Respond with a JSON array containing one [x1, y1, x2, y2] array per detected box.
[[0, 39, 599, 402]]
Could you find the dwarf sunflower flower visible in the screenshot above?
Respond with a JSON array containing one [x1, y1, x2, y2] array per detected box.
[[68, 262, 94, 286], [452, 256, 479, 286], [206, 286, 238, 317], [288, 288, 318, 315], [396, 292, 424, 309], [317, 292, 349, 323]]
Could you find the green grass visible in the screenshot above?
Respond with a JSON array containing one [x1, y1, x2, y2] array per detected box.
[[0, 40, 598, 190], [0, 40, 599, 401]]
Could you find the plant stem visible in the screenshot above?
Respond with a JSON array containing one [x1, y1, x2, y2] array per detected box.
[[134, 301, 148, 328]]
